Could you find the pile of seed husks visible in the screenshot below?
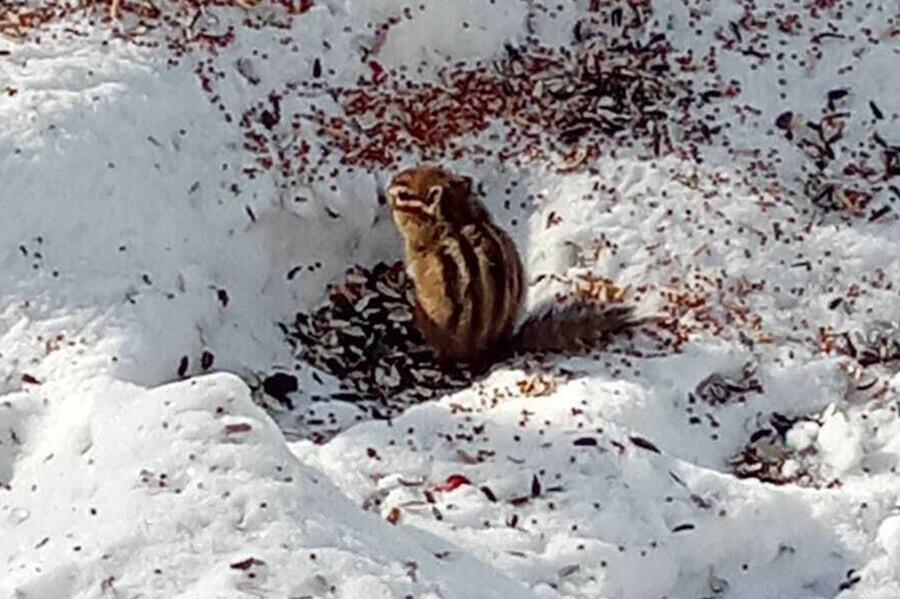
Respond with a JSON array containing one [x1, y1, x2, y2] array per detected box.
[[0, 0, 310, 59], [726, 323, 900, 488], [729, 411, 825, 487], [282, 261, 474, 427], [817, 319, 900, 406], [690, 361, 763, 406], [775, 93, 898, 220], [500, 33, 692, 157], [728, 407, 858, 489], [702, 363, 832, 488], [691, 362, 839, 488], [313, 13, 718, 173]]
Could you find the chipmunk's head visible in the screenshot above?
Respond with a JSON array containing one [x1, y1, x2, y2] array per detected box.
[[387, 165, 473, 238]]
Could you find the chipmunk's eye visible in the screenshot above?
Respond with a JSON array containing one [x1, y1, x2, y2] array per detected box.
[[388, 186, 414, 206]]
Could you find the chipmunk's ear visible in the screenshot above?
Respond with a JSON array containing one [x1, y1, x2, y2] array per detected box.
[[425, 185, 444, 210], [450, 174, 473, 197]]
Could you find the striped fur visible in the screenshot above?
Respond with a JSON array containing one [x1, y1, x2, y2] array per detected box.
[[387, 165, 632, 369]]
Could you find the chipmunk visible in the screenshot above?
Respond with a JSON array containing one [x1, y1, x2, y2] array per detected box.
[[386, 165, 634, 370]]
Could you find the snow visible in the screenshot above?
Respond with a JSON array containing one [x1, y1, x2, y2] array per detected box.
[[818, 410, 864, 477], [0, 374, 534, 598], [2, 0, 900, 598]]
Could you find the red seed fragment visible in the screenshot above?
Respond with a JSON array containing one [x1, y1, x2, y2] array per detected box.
[[434, 474, 471, 492], [223, 423, 252, 434]]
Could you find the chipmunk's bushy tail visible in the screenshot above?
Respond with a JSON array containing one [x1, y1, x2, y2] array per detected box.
[[511, 303, 638, 354]]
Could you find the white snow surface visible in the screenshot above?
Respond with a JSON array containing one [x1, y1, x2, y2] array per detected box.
[[1, 0, 900, 598]]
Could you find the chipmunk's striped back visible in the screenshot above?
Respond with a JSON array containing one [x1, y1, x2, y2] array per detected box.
[[387, 166, 523, 365]]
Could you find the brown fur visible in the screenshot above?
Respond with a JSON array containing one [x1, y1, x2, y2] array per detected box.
[[387, 165, 634, 369]]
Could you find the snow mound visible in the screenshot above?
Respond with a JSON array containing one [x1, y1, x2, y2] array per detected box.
[[0, 373, 534, 598]]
